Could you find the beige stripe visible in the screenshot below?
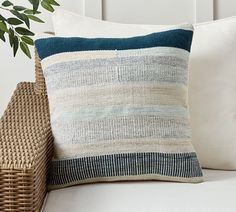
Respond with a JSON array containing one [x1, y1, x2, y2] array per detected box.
[[54, 138, 194, 159], [50, 83, 187, 113], [42, 47, 189, 68], [42, 51, 116, 67], [48, 174, 203, 190]]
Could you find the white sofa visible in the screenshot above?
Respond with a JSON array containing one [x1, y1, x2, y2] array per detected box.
[[43, 169, 236, 212]]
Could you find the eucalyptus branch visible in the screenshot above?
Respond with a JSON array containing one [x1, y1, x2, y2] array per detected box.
[[0, 0, 60, 58]]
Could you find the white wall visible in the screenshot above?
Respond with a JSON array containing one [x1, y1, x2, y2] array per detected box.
[[0, 0, 236, 115], [0, 0, 84, 115]]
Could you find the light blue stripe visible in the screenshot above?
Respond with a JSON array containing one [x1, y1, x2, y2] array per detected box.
[[44, 55, 187, 76], [51, 106, 187, 122], [46, 64, 187, 92]]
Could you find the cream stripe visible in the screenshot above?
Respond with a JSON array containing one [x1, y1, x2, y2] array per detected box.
[[55, 138, 194, 159], [42, 46, 189, 68], [49, 83, 188, 112], [42, 51, 116, 67]]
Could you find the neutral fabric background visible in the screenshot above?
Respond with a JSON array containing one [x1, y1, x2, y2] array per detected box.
[[1, 0, 236, 115]]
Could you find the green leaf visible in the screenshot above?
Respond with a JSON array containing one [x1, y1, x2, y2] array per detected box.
[[0, 30, 6, 42], [13, 6, 27, 11], [13, 35, 19, 56], [0, 22, 9, 33], [21, 14, 30, 28], [20, 41, 31, 58], [27, 15, 44, 23], [24, 9, 41, 14], [21, 35, 34, 45], [45, 0, 60, 6], [31, 0, 40, 13], [2, 0, 13, 7], [15, 27, 34, 36], [7, 17, 23, 25], [0, 14, 7, 21], [8, 28, 14, 47], [10, 10, 23, 20], [41, 1, 54, 12], [10, 10, 30, 28]]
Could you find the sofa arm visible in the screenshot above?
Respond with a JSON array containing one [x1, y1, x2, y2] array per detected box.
[[0, 82, 53, 212]]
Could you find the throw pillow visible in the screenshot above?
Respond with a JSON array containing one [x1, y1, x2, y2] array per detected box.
[[35, 25, 203, 190]]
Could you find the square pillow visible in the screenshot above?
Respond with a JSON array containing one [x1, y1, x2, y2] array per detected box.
[[35, 25, 203, 190], [52, 9, 236, 170]]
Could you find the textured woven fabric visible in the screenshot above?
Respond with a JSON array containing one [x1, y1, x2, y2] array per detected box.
[[35, 25, 203, 189]]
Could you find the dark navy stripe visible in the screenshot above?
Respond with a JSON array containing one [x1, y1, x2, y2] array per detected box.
[[36, 29, 193, 60], [48, 152, 202, 187]]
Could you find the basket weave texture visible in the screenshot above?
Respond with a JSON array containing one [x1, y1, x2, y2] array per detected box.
[[35, 50, 47, 95], [0, 82, 53, 212], [34, 32, 54, 95]]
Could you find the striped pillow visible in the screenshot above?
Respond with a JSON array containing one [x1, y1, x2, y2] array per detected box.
[[35, 25, 203, 190]]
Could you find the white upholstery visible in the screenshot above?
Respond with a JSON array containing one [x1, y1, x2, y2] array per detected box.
[[43, 169, 236, 212]]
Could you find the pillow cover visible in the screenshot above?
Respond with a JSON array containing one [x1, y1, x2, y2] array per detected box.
[[35, 25, 203, 189], [52, 9, 236, 170]]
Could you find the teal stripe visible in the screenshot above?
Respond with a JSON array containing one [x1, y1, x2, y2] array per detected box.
[[48, 152, 203, 189], [51, 106, 187, 122], [36, 28, 193, 60]]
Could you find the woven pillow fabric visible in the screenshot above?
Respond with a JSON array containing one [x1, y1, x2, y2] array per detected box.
[[35, 25, 203, 190]]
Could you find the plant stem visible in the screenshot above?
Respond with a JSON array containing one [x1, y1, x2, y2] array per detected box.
[[8, 22, 21, 38], [0, 6, 24, 39]]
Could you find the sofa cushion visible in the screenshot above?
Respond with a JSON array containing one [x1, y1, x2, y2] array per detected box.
[[42, 169, 236, 212], [35, 25, 203, 190], [52, 9, 236, 170]]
